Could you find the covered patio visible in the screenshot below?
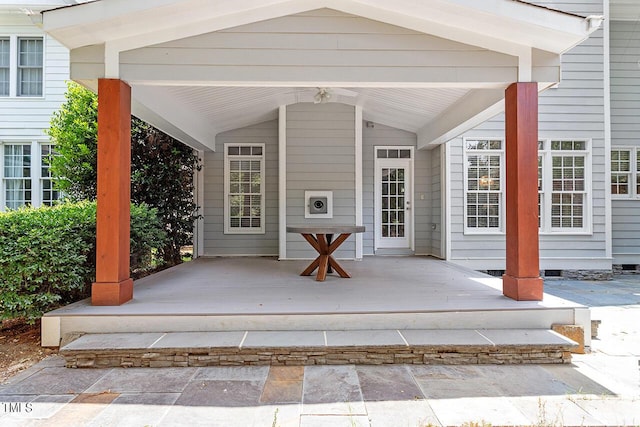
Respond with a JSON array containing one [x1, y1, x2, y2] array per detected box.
[[40, 0, 600, 309], [39, 1, 599, 360]]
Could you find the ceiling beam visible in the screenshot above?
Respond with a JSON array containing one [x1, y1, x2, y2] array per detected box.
[[132, 86, 218, 151], [417, 88, 506, 149]]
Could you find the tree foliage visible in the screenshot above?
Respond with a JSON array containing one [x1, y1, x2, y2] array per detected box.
[[48, 82, 98, 200], [47, 82, 200, 266], [131, 121, 200, 265]]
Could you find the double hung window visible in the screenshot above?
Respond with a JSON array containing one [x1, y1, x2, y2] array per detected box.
[[3, 144, 32, 210], [463, 138, 591, 234], [0, 36, 43, 97], [1, 142, 60, 210], [464, 139, 503, 232], [224, 144, 265, 234], [539, 139, 590, 232], [611, 148, 640, 198]]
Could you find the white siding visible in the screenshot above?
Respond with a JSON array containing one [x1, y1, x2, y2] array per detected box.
[[448, 0, 609, 271], [203, 120, 279, 256], [286, 103, 356, 259], [0, 15, 69, 140], [610, 19, 640, 264], [0, 12, 69, 210]]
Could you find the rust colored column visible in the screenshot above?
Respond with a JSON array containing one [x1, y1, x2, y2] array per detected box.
[[91, 79, 133, 305], [502, 82, 543, 301]]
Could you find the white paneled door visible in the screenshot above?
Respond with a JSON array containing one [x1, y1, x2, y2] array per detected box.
[[375, 147, 413, 249]]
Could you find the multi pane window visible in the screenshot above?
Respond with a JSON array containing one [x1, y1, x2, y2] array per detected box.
[[611, 148, 640, 198], [464, 138, 590, 233], [0, 38, 9, 96], [376, 148, 411, 159], [464, 139, 503, 231], [539, 139, 590, 232], [17, 38, 43, 96], [1, 142, 60, 210], [3, 144, 32, 210], [40, 144, 59, 206], [224, 144, 265, 233], [0, 36, 44, 97]]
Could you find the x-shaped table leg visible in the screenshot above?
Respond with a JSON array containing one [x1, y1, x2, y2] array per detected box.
[[299, 233, 353, 281]]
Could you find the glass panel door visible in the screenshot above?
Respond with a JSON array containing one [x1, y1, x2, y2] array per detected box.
[[375, 154, 412, 249]]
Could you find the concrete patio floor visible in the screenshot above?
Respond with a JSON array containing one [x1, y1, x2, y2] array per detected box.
[[46, 257, 580, 316]]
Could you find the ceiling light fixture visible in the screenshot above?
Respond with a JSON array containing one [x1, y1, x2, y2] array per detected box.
[[314, 88, 331, 104]]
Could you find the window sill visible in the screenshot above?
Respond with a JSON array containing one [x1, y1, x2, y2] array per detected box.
[[224, 229, 266, 235], [463, 230, 505, 236], [0, 95, 45, 100], [539, 230, 593, 236], [612, 196, 640, 201]]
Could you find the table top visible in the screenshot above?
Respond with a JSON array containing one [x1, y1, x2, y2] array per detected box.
[[286, 225, 366, 234]]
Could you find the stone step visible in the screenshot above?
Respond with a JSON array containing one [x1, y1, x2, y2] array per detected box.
[[60, 329, 578, 368]]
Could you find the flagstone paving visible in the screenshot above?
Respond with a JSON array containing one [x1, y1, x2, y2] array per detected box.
[[0, 278, 638, 426]]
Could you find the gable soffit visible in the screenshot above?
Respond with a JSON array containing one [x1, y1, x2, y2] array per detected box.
[[114, 10, 527, 146], [43, 0, 595, 150], [43, 0, 593, 55]]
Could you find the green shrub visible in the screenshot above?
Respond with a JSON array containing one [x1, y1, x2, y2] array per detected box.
[[0, 201, 166, 322]]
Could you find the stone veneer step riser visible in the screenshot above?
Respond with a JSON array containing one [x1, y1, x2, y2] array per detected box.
[[61, 344, 575, 368]]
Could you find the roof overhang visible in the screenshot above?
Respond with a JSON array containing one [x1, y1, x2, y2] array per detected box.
[[44, 0, 595, 54], [42, 0, 599, 151]]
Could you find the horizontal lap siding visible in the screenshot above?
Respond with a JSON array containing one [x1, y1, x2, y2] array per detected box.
[[362, 123, 431, 256], [610, 20, 640, 263], [203, 120, 279, 256], [448, 0, 607, 270], [117, 9, 517, 85], [0, 20, 68, 140], [286, 103, 355, 259]]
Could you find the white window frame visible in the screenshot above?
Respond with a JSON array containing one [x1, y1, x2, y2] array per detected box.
[[40, 143, 59, 206], [1, 141, 33, 210], [16, 37, 44, 97], [463, 138, 505, 234], [0, 34, 45, 99], [0, 37, 9, 97], [611, 146, 639, 199], [538, 139, 592, 235], [0, 140, 59, 211], [223, 143, 266, 234]]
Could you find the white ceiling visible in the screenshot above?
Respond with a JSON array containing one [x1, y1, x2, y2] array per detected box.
[[156, 86, 471, 137]]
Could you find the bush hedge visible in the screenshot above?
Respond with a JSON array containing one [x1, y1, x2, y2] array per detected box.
[[0, 201, 166, 322]]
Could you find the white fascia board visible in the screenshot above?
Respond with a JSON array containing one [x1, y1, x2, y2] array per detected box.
[[43, 0, 594, 56], [43, 0, 315, 50], [417, 89, 505, 149], [320, 0, 592, 55], [132, 86, 217, 151]]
